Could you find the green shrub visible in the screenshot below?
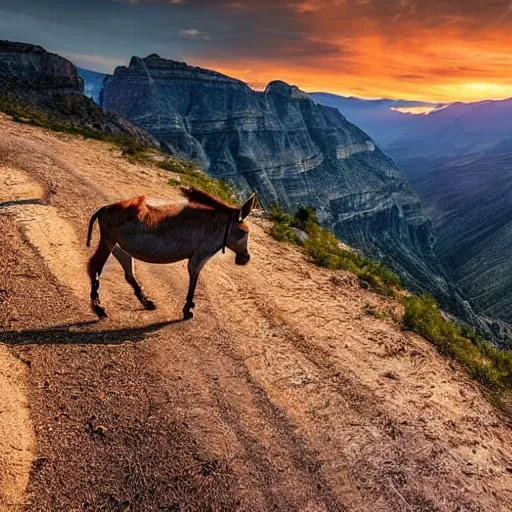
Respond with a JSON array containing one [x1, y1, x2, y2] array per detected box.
[[293, 206, 317, 230], [269, 206, 299, 242], [403, 294, 512, 391], [270, 222, 299, 244], [120, 138, 148, 157], [269, 205, 401, 296]]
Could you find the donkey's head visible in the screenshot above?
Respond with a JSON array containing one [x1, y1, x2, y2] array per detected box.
[[227, 193, 257, 265]]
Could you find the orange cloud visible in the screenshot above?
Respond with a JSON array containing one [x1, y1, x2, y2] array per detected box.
[[41, 0, 512, 102], [191, 0, 512, 102]]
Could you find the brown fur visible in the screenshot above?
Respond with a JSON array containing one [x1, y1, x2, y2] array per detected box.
[[178, 187, 238, 214], [86, 188, 257, 320]]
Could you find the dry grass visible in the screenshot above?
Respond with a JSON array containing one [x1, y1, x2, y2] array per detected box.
[[403, 294, 512, 392]]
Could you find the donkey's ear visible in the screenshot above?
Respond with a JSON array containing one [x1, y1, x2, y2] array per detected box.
[[240, 193, 257, 220]]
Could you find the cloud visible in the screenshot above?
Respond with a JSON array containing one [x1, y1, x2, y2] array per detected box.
[[180, 28, 211, 40], [2, 0, 512, 101], [396, 74, 426, 81], [289, 1, 321, 14]]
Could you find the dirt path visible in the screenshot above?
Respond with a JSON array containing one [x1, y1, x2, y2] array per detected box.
[[1, 113, 512, 511]]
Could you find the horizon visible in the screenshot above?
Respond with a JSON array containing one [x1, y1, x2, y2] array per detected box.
[[2, 0, 512, 103], [74, 57, 512, 108]]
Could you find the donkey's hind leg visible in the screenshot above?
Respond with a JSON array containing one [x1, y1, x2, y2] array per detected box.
[[112, 246, 156, 311], [88, 237, 114, 319]]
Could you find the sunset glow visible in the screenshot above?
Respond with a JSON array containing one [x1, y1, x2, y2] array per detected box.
[[390, 106, 444, 115], [3, 0, 512, 102]]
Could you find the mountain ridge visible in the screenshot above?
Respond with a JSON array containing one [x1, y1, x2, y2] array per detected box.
[[2, 46, 498, 342]]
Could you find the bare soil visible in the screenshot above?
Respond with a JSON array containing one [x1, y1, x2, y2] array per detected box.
[[1, 113, 512, 511]]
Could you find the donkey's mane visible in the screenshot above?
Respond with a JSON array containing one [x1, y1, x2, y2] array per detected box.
[[179, 186, 238, 214]]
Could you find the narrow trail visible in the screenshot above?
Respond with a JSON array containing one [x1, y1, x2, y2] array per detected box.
[[1, 114, 512, 511]]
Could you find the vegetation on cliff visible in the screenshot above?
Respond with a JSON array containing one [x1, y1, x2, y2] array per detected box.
[[403, 295, 512, 392], [0, 94, 142, 147], [270, 205, 400, 296], [270, 204, 512, 398]]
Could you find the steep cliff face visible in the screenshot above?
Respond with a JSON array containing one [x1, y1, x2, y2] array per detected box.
[[0, 41, 157, 146], [406, 149, 512, 338], [0, 41, 82, 93], [101, 54, 492, 338]]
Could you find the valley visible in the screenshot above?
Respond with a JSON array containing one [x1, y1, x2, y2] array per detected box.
[[313, 92, 512, 344]]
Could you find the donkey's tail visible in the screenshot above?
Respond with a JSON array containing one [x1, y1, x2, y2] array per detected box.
[[86, 206, 106, 247]]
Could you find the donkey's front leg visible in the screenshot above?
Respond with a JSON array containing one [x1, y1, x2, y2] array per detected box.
[[183, 254, 210, 320], [112, 246, 156, 311]]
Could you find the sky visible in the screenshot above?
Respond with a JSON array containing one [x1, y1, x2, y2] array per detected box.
[[1, 0, 512, 102]]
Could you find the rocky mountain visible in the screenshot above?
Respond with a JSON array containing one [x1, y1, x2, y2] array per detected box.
[[309, 93, 442, 146], [314, 91, 512, 341], [97, 54, 493, 339], [0, 41, 156, 145]]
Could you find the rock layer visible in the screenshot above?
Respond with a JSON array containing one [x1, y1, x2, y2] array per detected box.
[[101, 54, 492, 338]]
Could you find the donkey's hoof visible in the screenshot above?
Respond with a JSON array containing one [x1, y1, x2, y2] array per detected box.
[[183, 310, 194, 320], [93, 305, 108, 319], [144, 300, 157, 311]]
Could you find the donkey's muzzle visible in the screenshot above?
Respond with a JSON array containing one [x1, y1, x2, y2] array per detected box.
[[235, 253, 250, 265]]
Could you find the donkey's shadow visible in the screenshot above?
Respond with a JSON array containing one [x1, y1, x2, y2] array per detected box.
[[0, 318, 184, 346]]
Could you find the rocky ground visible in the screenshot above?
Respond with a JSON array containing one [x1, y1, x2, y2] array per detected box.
[[1, 113, 512, 511]]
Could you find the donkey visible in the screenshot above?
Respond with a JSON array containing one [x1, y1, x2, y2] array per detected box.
[[86, 187, 257, 320]]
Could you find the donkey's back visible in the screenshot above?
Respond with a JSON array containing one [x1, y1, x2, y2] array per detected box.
[[91, 195, 214, 264], [86, 187, 257, 319]]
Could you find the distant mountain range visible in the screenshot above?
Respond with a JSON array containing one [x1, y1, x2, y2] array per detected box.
[[309, 93, 444, 146], [313, 91, 512, 337], [311, 91, 512, 160]]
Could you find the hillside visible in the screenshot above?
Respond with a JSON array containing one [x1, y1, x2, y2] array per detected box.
[[0, 41, 156, 146], [85, 54, 491, 341], [312, 91, 512, 344], [406, 149, 512, 334], [1, 114, 512, 511]]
